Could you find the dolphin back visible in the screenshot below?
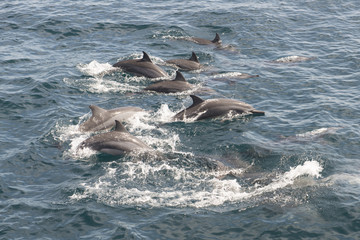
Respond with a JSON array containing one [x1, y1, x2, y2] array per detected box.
[[113, 52, 168, 78], [79, 122, 151, 156], [79, 106, 144, 132], [173, 96, 265, 121]]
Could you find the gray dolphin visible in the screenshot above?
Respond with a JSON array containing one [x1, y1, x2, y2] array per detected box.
[[191, 33, 221, 45], [173, 95, 265, 121], [166, 52, 202, 71], [113, 51, 168, 78], [144, 71, 194, 93], [79, 105, 145, 132], [79, 120, 151, 156]]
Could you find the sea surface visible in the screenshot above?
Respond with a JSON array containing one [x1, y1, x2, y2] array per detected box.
[[1, 0, 360, 239]]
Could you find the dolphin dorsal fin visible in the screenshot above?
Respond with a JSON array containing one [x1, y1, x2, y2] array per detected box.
[[174, 71, 186, 82], [89, 105, 107, 116], [212, 33, 221, 43], [189, 95, 204, 107], [189, 52, 199, 63], [141, 51, 152, 62], [114, 120, 129, 133]]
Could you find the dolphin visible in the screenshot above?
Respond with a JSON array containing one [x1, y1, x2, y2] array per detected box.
[[173, 95, 265, 121], [210, 72, 260, 81], [79, 120, 151, 156], [113, 51, 168, 78], [270, 56, 315, 63], [166, 52, 202, 71], [79, 105, 145, 132], [144, 71, 194, 93], [191, 33, 221, 45], [277, 127, 342, 143]]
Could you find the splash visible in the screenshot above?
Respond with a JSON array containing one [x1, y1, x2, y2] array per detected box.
[[125, 105, 181, 152], [152, 103, 177, 123], [77, 60, 115, 77], [52, 119, 96, 159], [54, 105, 183, 158], [70, 160, 323, 208], [68, 59, 154, 93]]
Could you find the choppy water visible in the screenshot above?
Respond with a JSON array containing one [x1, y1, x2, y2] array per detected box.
[[1, 0, 360, 239]]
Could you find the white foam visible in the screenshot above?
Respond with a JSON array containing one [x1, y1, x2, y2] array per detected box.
[[124, 106, 181, 152], [52, 120, 96, 159], [77, 60, 115, 77], [63, 76, 140, 94], [69, 59, 151, 93], [70, 160, 324, 208]]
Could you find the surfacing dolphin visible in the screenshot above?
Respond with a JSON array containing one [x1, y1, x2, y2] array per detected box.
[[113, 51, 168, 78], [79, 105, 145, 132], [173, 95, 265, 121], [191, 33, 221, 45], [79, 120, 151, 156], [270, 56, 315, 63], [144, 71, 194, 93], [210, 72, 260, 81], [188, 33, 237, 52], [277, 127, 342, 143], [166, 52, 202, 71]]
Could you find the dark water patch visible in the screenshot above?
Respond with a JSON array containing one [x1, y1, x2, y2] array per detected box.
[[307, 185, 360, 238], [0, 21, 20, 31], [1, 202, 116, 239], [1, 58, 32, 65], [3, 151, 55, 180], [0, 98, 27, 114], [27, 17, 86, 41]]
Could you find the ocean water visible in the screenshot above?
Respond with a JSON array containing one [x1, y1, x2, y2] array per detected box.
[[1, 0, 360, 239]]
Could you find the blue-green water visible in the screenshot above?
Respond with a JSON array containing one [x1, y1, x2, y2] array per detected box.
[[1, 1, 360, 239]]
